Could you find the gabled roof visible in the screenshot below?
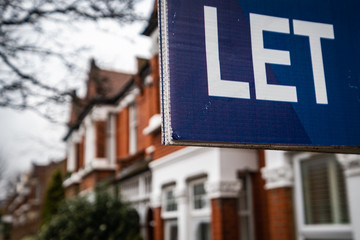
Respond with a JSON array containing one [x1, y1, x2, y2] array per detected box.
[[142, 0, 158, 36], [64, 59, 134, 141], [68, 93, 88, 129], [86, 59, 133, 100]]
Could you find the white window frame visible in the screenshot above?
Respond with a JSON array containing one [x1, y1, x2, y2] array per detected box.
[[188, 178, 210, 217], [165, 219, 178, 240], [190, 217, 211, 240], [293, 152, 352, 240], [162, 185, 178, 219], [188, 178, 211, 240], [238, 173, 255, 240]]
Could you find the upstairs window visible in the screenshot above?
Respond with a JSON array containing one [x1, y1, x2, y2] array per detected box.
[[164, 186, 177, 212], [190, 180, 208, 211]]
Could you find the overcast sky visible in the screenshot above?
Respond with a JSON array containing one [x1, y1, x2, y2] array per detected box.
[[0, 0, 154, 182]]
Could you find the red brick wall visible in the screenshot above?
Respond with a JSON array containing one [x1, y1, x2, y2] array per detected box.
[[136, 83, 152, 152], [135, 54, 161, 155], [153, 207, 164, 240], [65, 184, 79, 198], [150, 55, 160, 115], [267, 187, 295, 240], [211, 198, 239, 240], [132, 55, 185, 162], [80, 170, 115, 192], [152, 133, 185, 160], [75, 143, 80, 171], [95, 121, 106, 158], [252, 150, 270, 240], [76, 136, 85, 170], [116, 108, 129, 160], [80, 172, 96, 192]]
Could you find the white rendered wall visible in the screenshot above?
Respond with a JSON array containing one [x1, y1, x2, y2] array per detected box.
[[66, 139, 76, 172], [150, 147, 257, 198], [66, 128, 83, 172], [337, 154, 360, 240], [346, 173, 360, 240], [84, 116, 95, 166], [265, 150, 289, 169], [150, 147, 258, 240], [107, 114, 116, 165]]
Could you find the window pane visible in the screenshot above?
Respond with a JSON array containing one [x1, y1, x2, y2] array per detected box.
[[193, 183, 207, 210], [301, 156, 349, 224], [166, 189, 177, 212], [239, 176, 248, 211], [240, 216, 250, 240], [197, 222, 211, 240], [170, 225, 178, 240]]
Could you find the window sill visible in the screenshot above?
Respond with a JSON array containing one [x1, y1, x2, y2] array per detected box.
[[190, 208, 211, 217], [143, 114, 161, 135], [300, 224, 352, 239], [162, 210, 178, 219]]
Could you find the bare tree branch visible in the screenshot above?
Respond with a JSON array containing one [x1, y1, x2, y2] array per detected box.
[[0, 0, 144, 123]]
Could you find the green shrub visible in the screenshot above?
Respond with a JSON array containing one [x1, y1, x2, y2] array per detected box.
[[38, 191, 141, 240]]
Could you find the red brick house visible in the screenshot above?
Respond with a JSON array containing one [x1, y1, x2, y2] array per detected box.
[[63, 1, 360, 240], [1, 160, 65, 240]]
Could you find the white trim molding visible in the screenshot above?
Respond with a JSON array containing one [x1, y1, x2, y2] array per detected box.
[[337, 154, 360, 240], [82, 158, 116, 177], [151, 193, 162, 208], [143, 114, 161, 135], [63, 172, 81, 188], [205, 180, 241, 199], [91, 106, 112, 121], [145, 145, 155, 155], [337, 154, 360, 177], [111, 88, 140, 113], [174, 187, 187, 204], [261, 164, 293, 189], [262, 150, 294, 189]]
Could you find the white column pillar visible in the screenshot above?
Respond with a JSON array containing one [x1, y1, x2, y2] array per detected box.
[[337, 154, 360, 240], [261, 150, 294, 189], [175, 186, 188, 240], [205, 180, 242, 199], [108, 113, 116, 165], [84, 116, 95, 167]]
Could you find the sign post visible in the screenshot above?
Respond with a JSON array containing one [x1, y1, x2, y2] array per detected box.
[[160, 0, 360, 152]]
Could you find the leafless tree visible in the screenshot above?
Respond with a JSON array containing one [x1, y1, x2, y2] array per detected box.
[[0, 0, 143, 122], [0, 154, 5, 182]]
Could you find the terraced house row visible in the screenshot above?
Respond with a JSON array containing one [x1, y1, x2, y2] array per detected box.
[[62, 2, 360, 240]]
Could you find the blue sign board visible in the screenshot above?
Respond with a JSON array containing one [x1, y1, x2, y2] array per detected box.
[[159, 0, 360, 152]]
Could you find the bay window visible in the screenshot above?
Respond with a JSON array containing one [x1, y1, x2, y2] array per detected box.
[[294, 153, 352, 240]]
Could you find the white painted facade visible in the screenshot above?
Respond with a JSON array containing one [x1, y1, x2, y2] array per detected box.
[[150, 147, 258, 240], [119, 172, 152, 240], [64, 107, 117, 188]]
